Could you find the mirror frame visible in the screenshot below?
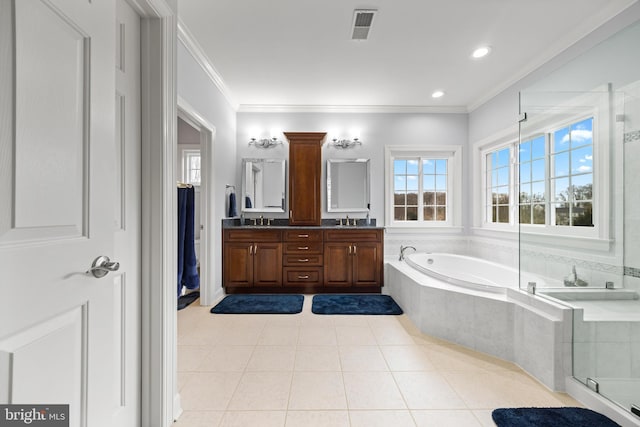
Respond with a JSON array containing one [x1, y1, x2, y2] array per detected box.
[[241, 158, 286, 213], [327, 158, 370, 213]]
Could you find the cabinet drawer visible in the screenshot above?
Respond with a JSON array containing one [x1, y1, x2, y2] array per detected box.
[[324, 229, 382, 242], [283, 242, 323, 254], [283, 229, 323, 242], [224, 229, 281, 242], [283, 267, 323, 285], [283, 254, 323, 266]]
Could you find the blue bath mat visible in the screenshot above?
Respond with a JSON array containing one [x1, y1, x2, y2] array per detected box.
[[210, 294, 304, 314], [178, 291, 199, 310], [311, 294, 403, 315], [492, 407, 620, 427]]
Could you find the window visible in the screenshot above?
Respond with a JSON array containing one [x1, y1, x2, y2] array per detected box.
[[486, 146, 510, 223], [518, 135, 546, 225], [550, 117, 593, 227], [480, 116, 596, 234], [385, 145, 462, 229], [182, 149, 201, 185], [393, 158, 447, 222]]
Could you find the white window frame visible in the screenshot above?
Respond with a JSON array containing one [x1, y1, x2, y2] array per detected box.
[[178, 144, 201, 186], [519, 112, 602, 240], [385, 145, 462, 231], [481, 141, 517, 229], [474, 115, 609, 248]]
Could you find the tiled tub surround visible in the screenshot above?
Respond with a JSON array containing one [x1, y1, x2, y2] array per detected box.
[[386, 260, 573, 392]]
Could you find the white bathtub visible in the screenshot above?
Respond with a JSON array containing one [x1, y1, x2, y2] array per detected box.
[[405, 252, 545, 293], [386, 255, 571, 391]]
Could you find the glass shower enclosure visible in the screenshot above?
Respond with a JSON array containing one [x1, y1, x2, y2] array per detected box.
[[518, 86, 640, 419]]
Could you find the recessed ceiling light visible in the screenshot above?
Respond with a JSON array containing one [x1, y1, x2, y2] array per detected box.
[[472, 46, 491, 59], [431, 90, 444, 99]]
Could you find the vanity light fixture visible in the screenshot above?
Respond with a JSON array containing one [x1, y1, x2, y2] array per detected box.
[[331, 137, 362, 149], [249, 136, 283, 148]]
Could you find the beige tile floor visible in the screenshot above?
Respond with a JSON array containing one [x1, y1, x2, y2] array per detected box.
[[176, 295, 579, 426]]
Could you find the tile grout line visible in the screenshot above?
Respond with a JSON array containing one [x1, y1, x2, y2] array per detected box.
[[219, 317, 265, 418], [379, 339, 419, 426]]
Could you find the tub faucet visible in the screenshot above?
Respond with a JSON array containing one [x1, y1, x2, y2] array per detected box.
[[399, 245, 416, 261], [563, 265, 588, 287]]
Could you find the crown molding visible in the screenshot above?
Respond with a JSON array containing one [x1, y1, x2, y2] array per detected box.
[[177, 19, 239, 110], [237, 104, 468, 114]]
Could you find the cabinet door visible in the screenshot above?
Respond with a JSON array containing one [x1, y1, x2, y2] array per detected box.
[[286, 133, 324, 225], [224, 242, 253, 287], [253, 242, 283, 286], [352, 242, 381, 286], [323, 242, 352, 286]]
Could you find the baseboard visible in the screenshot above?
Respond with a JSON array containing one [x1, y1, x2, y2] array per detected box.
[[173, 392, 183, 422], [211, 287, 225, 305]]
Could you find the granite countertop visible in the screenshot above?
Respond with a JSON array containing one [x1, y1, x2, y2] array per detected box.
[[222, 218, 382, 229]]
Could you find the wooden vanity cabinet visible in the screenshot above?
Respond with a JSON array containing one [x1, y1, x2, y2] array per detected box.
[[285, 132, 325, 226], [222, 227, 382, 293], [324, 229, 383, 289], [282, 229, 323, 289], [223, 229, 282, 291]]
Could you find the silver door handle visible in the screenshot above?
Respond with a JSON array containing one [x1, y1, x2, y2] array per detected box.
[[87, 255, 120, 278]]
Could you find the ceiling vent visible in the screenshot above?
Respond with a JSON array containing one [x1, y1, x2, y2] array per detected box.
[[351, 9, 377, 40]]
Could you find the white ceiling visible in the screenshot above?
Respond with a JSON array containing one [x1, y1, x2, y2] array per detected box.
[[178, 0, 636, 112]]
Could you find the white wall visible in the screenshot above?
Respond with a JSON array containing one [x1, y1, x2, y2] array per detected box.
[[236, 112, 468, 226], [177, 39, 237, 301], [178, 117, 200, 144]]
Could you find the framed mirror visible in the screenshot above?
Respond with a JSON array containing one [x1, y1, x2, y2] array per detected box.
[[241, 158, 286, 213], [327, 159, 370, 212]]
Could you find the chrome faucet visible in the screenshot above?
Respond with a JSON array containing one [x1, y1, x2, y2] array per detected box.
[[564, 265, 588, 287], [399, 245, 416, 261]]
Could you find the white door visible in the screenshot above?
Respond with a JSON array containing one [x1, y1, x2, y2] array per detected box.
[[0, 1, 119, 426], [114, 0, 141, 425]]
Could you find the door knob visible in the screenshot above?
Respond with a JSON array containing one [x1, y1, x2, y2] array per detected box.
[[87, 255, 120, 278]]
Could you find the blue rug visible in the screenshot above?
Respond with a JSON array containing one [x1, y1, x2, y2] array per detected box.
[[311, 294, 403, 315], [210, 294, 304, 314], [178, 291, 199, 310], [492, 407, 620, 427]]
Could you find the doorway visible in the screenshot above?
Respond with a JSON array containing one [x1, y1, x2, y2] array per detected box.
[[177, 103, 216, 307]]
